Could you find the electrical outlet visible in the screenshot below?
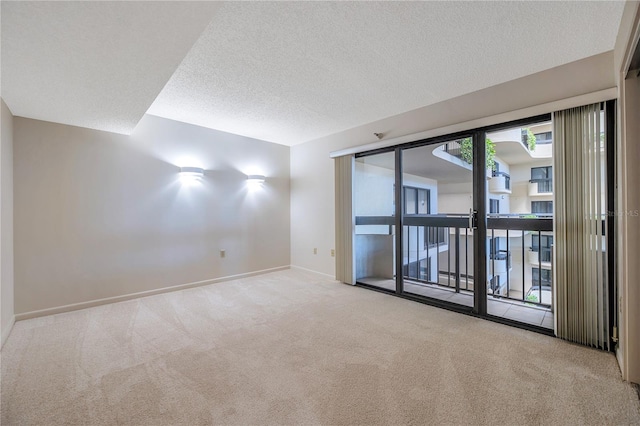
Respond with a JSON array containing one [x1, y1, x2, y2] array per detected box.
[[313, 248, 318, 255], [220, 249, 226, 258], [331, 249, 335, 257]]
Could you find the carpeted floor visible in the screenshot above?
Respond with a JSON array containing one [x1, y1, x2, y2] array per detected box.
[[1, 269, 639, 425]]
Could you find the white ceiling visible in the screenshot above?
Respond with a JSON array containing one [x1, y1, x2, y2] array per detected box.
[[1, 1, 221, 134], [2, 1, 626, 144]]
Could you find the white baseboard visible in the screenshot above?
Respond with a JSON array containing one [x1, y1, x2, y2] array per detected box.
[[1, 315, 15, 349], [290, 265, 336, 280], [616, 345, 625, 380], [15, 266, 290, 321]]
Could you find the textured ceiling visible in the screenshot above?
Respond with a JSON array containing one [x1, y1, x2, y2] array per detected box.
[[148, 1, 624, 145], [1, 1, 626, 143], [1, 1, 220, 134]]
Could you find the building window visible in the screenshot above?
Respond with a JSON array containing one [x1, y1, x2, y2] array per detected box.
[[403, 186, 443, 249], [531, 166, 552, 180], [532, 234, 553, 262], [534, 131, 552, 144], [426, 227, 447, 247], [531, 166, 553, 193], [532, 267, 552, 286], [531, 201, 553, 214], [490, 199, 500, 214], [404, 186, 430, 215]]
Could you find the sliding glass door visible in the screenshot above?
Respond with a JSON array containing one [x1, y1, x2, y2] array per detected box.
[[352, 109, 615, 337], [354, 132, 486, 313], [353, 118, 557, 331]]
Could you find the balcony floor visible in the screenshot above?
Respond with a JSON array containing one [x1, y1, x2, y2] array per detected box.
[[358, 277, 553, 330]]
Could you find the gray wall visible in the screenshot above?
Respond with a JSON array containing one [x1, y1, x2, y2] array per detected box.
[[1, 98, 15, 345], [14, 114, 290, 315]]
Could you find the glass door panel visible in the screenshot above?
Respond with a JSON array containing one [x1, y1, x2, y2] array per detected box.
[[485, 122, 554, 330], [354, 152, 396, 291], [400, 139, 474, 307]]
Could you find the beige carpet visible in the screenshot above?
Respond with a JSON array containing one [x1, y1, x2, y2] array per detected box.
[[1, 269, 639, 425]]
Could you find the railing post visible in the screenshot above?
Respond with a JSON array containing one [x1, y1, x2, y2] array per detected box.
[[455, 227, 461, 293], [522, 231, 526, 302], [506, 229, 510, 297]]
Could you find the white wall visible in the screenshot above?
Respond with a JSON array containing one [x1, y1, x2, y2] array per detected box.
[[614, 0, 640, 385], [614, 1, 640, 383], [291, 52, 615, 277], [354, 161, 395, 218], [438, 193, 473, 215], [1, 98, 15, 346], [618, 72, 640, 383], [290, 137, 344, 275], [13, 114, 290, 315], [620, 66, 640, 384]]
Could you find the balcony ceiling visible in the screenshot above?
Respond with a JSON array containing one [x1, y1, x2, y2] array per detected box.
[[1, 2, 625, 144], [359, 143, 472, 184], [493, 141, 539, 166]]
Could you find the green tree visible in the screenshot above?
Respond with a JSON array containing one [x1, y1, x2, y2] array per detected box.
[[459, 137, 496, 171], [525, 128, 536, 151]]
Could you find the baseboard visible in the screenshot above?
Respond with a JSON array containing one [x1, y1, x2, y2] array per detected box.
[[290, 265, 336, 280], [15, 265, 290, 321], [1, 315, 16, 349]]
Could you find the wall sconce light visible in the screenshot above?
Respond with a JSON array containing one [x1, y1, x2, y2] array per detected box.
[[247, 174, 265, 183], [247, 174, 266, 189], [180, 167, 204, 177]]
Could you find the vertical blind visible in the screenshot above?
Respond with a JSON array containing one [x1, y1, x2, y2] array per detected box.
[[335, 155, 355, 284], [554, 103, 610, 349]]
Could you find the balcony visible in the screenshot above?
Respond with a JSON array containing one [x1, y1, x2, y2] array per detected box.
[[528, 179, 553, 196], [355, 215, 555, 328], [489, 250, 511, 274], [527, 247, 551, 268], [527, 249, 552, 266], [489, 171, 511, 194]]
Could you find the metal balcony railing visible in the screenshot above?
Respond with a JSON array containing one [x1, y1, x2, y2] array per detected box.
[[354, 214, 560, 308], [442, 140, 464, 160]]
